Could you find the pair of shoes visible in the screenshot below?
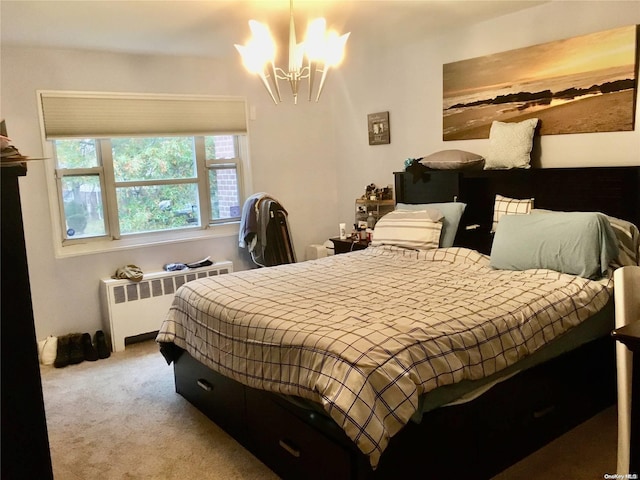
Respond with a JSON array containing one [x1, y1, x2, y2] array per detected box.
[[95, 330, 110, 359], [82, 333, 99, 361], [54, 333, 84, 367]]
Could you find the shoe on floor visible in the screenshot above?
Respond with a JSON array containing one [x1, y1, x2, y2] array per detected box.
[[82, 332, 99, 361], [53, 335, 70, 368], [95, 330, 111, 359], [68, 333, 85, 365]]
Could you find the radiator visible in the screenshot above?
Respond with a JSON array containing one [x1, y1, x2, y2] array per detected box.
[[99, 261, 233, 352]]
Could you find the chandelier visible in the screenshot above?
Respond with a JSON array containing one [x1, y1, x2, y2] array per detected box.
[[234, 0, 350, 104]]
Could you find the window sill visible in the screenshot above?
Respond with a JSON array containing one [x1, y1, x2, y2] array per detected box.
[[54, 222, 239, 258]]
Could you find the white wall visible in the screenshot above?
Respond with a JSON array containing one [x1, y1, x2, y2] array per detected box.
[[330, 1, 640, 227], [2, 0, 639, 342], [1, 46, 340, 340]]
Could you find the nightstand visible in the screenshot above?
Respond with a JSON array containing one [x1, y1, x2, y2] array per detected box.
[[612, 320, 640, 475], [330, 237, 369, 255]]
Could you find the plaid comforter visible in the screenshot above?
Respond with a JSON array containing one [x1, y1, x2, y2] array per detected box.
[[156, 246, 612, 468]]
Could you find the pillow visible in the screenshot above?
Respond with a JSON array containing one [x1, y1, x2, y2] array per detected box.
[[490, 211, 619, 279], [484, 118, 538, 170], [606, 215, 640, 268], [371, 210, 443, 250], [492, 194, 533, 232], [396, 202, 466, 248], [533, 209, 640, 268], [419, 150, 484, 170]]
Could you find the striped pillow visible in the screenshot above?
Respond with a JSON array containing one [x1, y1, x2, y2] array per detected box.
[[603, 215, 639, 268], [492, 194, 534, 232], [371, 210, 443, 250]]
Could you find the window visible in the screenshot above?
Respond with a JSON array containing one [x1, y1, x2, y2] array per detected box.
[[39, 91, 249, 256], [54, 139, 107, 239], [54, 135, 243, 241]]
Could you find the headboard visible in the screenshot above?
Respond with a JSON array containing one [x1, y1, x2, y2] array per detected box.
[[394, 164, 640, 254]]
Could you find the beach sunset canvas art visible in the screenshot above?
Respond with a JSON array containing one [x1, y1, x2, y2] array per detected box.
[[443, 25, 638, 140]]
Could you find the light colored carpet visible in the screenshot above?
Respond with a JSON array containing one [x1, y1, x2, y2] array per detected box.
[[41, 339, 278, 480], [41, 339, 617, 479]]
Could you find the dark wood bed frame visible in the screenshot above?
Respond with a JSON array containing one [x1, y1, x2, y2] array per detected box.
[[170, 166, 640, 480]]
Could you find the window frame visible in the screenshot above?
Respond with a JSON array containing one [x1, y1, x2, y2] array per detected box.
[[44, 134, 250, 257], [38, 91, 252, 258], [100, 136, 204, 240], [45, 138, 254, 259], [55, 166, 111, 241], [206, 160, 243, 225]]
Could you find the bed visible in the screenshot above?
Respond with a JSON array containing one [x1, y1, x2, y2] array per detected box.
[[157, 165, 640, 480]]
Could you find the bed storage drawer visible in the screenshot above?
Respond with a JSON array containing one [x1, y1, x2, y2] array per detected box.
[[245, 388, 354, 480], [174, 352, 246, 441]]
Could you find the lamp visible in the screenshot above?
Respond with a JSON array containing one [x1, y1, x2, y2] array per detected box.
[[234, 0, 350, 104]]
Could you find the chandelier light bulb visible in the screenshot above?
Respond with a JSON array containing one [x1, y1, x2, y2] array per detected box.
[[234, 44, 264, 74], [325, 31, 350, 67], [305, 18, 327, 61]]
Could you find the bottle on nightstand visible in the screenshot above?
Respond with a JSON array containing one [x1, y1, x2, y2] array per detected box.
[[366, 211, 376, 229]]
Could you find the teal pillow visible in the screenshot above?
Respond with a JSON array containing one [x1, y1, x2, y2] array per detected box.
[[490, 212, 619, 279], [396, 202, 466, 248]]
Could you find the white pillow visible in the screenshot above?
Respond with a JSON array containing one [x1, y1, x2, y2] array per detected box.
[[371, 210, 443, 250], [484, 118, 539, 170], [492, 194, 534, 232]]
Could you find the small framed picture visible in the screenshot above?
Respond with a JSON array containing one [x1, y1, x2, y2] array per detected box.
[[368, 111, 390, 145]]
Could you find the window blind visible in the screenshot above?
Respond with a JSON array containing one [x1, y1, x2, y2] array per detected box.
[[39, 91, 247, 139]]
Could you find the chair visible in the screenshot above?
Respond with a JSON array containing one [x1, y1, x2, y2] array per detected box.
[[614, 266, 640, 475]]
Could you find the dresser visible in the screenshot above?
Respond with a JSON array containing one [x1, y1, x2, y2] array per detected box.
[[1, 164, 54, 479]]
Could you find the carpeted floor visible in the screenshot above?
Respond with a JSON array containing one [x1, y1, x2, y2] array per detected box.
[[40, 339, 618, 479]]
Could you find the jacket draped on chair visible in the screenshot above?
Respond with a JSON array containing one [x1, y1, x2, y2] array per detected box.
[[239, 193, 296, 267]]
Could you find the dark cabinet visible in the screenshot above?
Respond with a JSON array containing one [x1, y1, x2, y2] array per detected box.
[[394, 169, 491, 253], [1, 164, 54, 479], [394, 169, 462, 205]]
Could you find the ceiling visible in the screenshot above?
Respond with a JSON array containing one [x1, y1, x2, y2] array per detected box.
[[1, 0, 547, 59]]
